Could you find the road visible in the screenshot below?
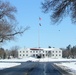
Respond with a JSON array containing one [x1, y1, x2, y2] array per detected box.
[[0, 62, 71, 75]]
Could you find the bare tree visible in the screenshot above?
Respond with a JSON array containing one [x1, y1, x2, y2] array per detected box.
[[41, 0, 76, 24], [0, 48, 6, 59], [0, 0, 29, 43], [71, 46, 76, 58], [10, 46, 19, 58]]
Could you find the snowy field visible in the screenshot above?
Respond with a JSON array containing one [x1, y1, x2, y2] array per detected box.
[[54, 62, 76, 74], [0, 57, 76, 74], [0, 63, 21, 70]]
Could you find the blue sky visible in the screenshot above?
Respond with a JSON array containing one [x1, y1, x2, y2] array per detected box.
[[2, 0, 76, 49]]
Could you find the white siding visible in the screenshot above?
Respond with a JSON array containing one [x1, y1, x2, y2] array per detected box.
[[18, 48, 62, 59]]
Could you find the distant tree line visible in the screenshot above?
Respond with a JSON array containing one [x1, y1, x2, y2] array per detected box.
[[48, 45, 76, 58], [0, 46, 19, 59], [62, 44, 76, 58]]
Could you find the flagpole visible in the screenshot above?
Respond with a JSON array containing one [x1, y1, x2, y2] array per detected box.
[[38, 23, 40, 48], [38, 17, 41, 48]]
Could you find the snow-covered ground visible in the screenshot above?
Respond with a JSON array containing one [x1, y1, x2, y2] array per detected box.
[[0, 57, 76, 74], [0, 57, 39, 70], [39, 58, 76, 62], [54, 62, 76, 74], [0, 57, 76, 62], [39, 58, 76, 74], [0, 63, 21, 70], [0, 57, 39, 62]]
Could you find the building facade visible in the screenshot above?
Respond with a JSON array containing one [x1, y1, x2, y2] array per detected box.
[[18, 48, 62, 59]]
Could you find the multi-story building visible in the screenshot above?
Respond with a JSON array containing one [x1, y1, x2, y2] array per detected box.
[[18, 48, 62, 59]]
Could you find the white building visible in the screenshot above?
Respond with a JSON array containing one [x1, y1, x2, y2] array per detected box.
[[18, 48, 62, 59]]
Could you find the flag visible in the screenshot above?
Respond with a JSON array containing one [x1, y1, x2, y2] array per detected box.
[[39, 17, 42, 20], [39, 17, 42, 26], [39, 23, 41, 26]]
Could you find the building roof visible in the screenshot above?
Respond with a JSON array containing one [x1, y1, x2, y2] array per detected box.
[[30, 48, 43, 50], [18, 48, 62, 51]]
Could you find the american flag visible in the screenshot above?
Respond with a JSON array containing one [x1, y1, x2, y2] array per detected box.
[[39, 23, 41, 26], [39, 17, 42, 20]]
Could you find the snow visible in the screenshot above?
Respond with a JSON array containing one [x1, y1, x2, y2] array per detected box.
[[0, 63, 21, 70], [61, 62, 76, 70], [39, 57, 76, 62], [0, 57, 39, 70], [0, 57, 39, 62], [39, 58, 76, 74], [0, 57, 76, 74], [54, 62, 76, 74]]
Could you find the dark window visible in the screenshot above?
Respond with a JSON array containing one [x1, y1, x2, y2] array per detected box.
[[30, 51, 32, 53], [43, 54, 44, 57], [26, 51, 28, 53], [36, 54, 38, 56], [46, 54, 47, 56], [48, 51, 51, 54], [59, 51, 61, 53], [59, 54, 61, 56], [52, 51, 54, 53], [23, 51, 25, 53], [46, 51, 47, 53], [56, 51, 57, 53], [52, 54, 54, 56], [39, 51, 41, 52], [33, 54, 35, 56], [26, 54, 28, 56], [33, 51, 35, 53], [23, 54, 25, 56], [56, 54, 57, 56]]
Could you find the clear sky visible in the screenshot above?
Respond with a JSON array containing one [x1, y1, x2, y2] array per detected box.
[[2, 0, 76, 49]]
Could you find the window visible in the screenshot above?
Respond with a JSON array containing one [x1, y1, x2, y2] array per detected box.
[[59, 54, 61, 56], [23, 54, 25, 56], [26, 51, 28, 53], [59, 51, 61, 53], [36, 51, 38, 53], [52, 51, 54, 53], [33, 51, 35, 53], [46, 51, 47, 53], [30, 51, 32, 53], [39, 51, 41, 53], [37, 51, 39, 53], [23, 51, 25, 53], [48, 51, 51, 53], [36, 54, 38, 56], [33, 54, 35, 57], [43, 54, 44, 57], [46, 54, 47, 56], [56, 51, 57, 53], [26, 54, 28, 56], [52, 54, 54, 56]]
